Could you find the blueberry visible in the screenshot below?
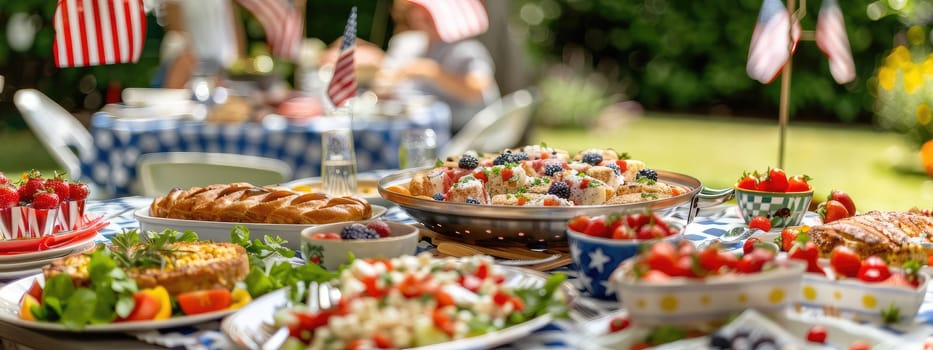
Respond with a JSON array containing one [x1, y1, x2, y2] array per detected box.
[[340, 224, 380, 240], [581, 152, 603, 166], [432, 193, 445, 201], [466, 197, 481, 204]]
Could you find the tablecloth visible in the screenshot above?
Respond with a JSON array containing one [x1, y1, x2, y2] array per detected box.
[[31, 199, 933, 349], [79, 103, 450, 197]]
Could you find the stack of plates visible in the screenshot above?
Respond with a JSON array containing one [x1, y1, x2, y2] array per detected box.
[[0, 217, 106, 280]]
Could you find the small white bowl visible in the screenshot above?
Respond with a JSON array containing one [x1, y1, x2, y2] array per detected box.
[[300, 221, 419, 270], [796, 270, 928, 324]]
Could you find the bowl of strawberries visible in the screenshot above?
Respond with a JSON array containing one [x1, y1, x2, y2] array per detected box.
[[610, 241, 806, 326], [0, 170, 91, 241], [734, 167, 813, 229], [565, 211, 681, 300]]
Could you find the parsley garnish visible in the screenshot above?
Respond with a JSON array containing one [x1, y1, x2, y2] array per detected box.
[[109, 229, 198, 270]]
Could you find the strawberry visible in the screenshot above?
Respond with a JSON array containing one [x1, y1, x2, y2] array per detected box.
[[0, 171, 8, 185], [583, 216, 610, 238], [501, 168, 514, 182], [828, 190, 856, 217], [31, 190, 60, 209], [366, 220, 392, 238], [608, 316, 631, 333], [767, 168, 789, 192], [736, 173, 758, 190], [789, 241, 824, 274], [17, 170, 45, 203], [829, 246, 861, 278], [786, 175, 812, 192], [68, 182, 90, 201], [748, 215, 772, 232], [567, 215, 591, 233], [778, 227, 798, 252], [819, 200, 849, 224], [45, 172, 70, 201], [857, 256, 891, 283], [0, 185, 19, 208]]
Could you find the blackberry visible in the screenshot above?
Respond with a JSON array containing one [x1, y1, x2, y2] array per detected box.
[[637, 168, 658, 181], [341, 224, 380, 240], [458, 154, 479, 169], [466, 197, 481, 204], [432, 193, 445, 201], [581, 152, 603, 166], [492, 153, 517, 166], [605, 163, 621, 175], [514, 152, 530, 161], [547, 181, 571, 199], [543, 164, 563, 177]]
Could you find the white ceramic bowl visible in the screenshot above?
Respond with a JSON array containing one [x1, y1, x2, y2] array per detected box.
[[611, 259, 806, 326], [796, 271, 928, 323], [300, 221, 419, 270], [135, 206, 387, 250]]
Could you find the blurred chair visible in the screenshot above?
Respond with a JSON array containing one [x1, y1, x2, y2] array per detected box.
[[13, 89, 94, 180], [439, 89, 538, 158], [136, 152, 292, 197]]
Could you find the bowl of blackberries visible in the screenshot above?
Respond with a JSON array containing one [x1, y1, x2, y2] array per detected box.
[[300, 220, 420, 270]]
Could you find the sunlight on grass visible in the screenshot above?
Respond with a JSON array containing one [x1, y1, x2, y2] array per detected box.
[[532, 114, 933, 211], [0, 130, 60, 177]]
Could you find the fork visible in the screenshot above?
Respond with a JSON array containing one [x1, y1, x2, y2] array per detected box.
[[261, 282, 342, 350]]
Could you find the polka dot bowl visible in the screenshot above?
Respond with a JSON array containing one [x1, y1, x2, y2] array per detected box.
[[796, 269, 928, 324], [610, 259, 807, 326], [566, 221, 681, 300], [734, 187, 814, 228]]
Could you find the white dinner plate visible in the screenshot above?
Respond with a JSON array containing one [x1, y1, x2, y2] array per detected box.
[[135, 205, 388, 250], [0, 215, 106, 263], [0, 274, 234, 332], [0, 240, 96, 271], [222, 266, 576, 350]]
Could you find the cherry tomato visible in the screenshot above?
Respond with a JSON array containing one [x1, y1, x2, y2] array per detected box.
[[857, 256, 891, 283], [805, 325, 828, 343], [830, 246, 861, 278], [176, 289, 232, 315], [25, 279, 42, 303], [119, 292, 162, 321], [608, 315, 631, 333], [748, 216, 772, 232]]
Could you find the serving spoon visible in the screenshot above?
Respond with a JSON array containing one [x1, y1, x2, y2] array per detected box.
[[697, 227, 760, 250]]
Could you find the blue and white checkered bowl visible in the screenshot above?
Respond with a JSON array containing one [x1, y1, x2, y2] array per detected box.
[[735, 187, 813, 229], [566, 221, 681, 300]]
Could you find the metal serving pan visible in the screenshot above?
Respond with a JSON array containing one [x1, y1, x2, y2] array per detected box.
[[378, 168, 733, 247]]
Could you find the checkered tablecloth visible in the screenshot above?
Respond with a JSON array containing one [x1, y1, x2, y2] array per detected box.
[[79, 104, 450, 197], [55, 199, 933, 349]]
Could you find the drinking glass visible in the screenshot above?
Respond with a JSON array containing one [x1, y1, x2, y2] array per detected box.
[[399, 128, 437, 169], [321, 129, 357, 196]]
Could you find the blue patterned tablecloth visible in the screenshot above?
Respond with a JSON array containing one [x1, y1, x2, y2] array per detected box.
[[80, 103, 450, 197], [45, 199, 933, 349]]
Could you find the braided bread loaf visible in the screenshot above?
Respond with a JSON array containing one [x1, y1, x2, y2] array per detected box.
[[149, 183, 372, 224], [808, 211, 933, 265]]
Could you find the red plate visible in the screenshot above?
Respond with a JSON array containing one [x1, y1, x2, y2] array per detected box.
[[0, 215, 107, 255]]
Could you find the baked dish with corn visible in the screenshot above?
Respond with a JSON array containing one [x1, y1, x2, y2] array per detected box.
[[43, 240, 248, 296], [149, 183, 372, 224]]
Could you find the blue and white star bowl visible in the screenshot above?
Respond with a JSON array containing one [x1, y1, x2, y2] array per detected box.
[[566, 223, 681, 300]]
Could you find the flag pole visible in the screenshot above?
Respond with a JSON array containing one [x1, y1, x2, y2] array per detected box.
[[777, 0, 796, 169]]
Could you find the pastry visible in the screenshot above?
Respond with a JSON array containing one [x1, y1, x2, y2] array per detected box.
[[807, 211, 933, 265]]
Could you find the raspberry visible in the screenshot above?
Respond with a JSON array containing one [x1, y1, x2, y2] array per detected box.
[[547, 182, 571, 199], [432, 193, 445, 201], [605, 163, 621, 175], [466, 197, 481, 204], [366, 220, 392, 238], [543, 164, 563, 177], [581, 152, 603, 166], [458, 154, 479, 169], [637, 169, 658, 181], [340, 224, 380, 240]]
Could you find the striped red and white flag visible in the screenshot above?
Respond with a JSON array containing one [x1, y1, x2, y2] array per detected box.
[[235, 0, 303, 61], [746, 0, 801, 84], [53, 0, 147, 68], [816, 0, 855, 84], [327, 7, 357, 108], [407, 0, 488, 43]]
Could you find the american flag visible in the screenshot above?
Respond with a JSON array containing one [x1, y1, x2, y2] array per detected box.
[[816, 0, 855, 84], [53, 0, 147, 68], [746, 0, 801, 84], [327, 7, 358, 108], [408, 0, 488, 43], [235, 0, 303, 61]]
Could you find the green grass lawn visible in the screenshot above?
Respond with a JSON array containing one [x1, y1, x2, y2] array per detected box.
[[4, 113, 932, 211], [532, 114, 933, 212]]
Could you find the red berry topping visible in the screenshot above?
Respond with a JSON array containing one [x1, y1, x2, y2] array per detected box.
[[31, 190, 60, 209], [0, 185, 19, 208], [46, 172, 71, 201], [68, 182, 90, 201], [366, 220, 392, 238], [805, 325, 828, 343], [17, 170, 46, 203]]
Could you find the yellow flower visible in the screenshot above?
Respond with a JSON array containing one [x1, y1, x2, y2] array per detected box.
[[918, 103, 932, 126], [878, 66, 897, 91], [924, 55, 933, 75], [908, 26, 927, 46], [886, 46, 912, 69], [905, 66, 924, 94]]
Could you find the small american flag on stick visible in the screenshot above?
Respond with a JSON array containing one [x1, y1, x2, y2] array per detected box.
[[746, 0, 801, 84], [53, 0, 147, 68], [235, 0, 303, 61], [408, 0, 488, 43], [816, 0, 855, 84], [327, 7, 358, 108]]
